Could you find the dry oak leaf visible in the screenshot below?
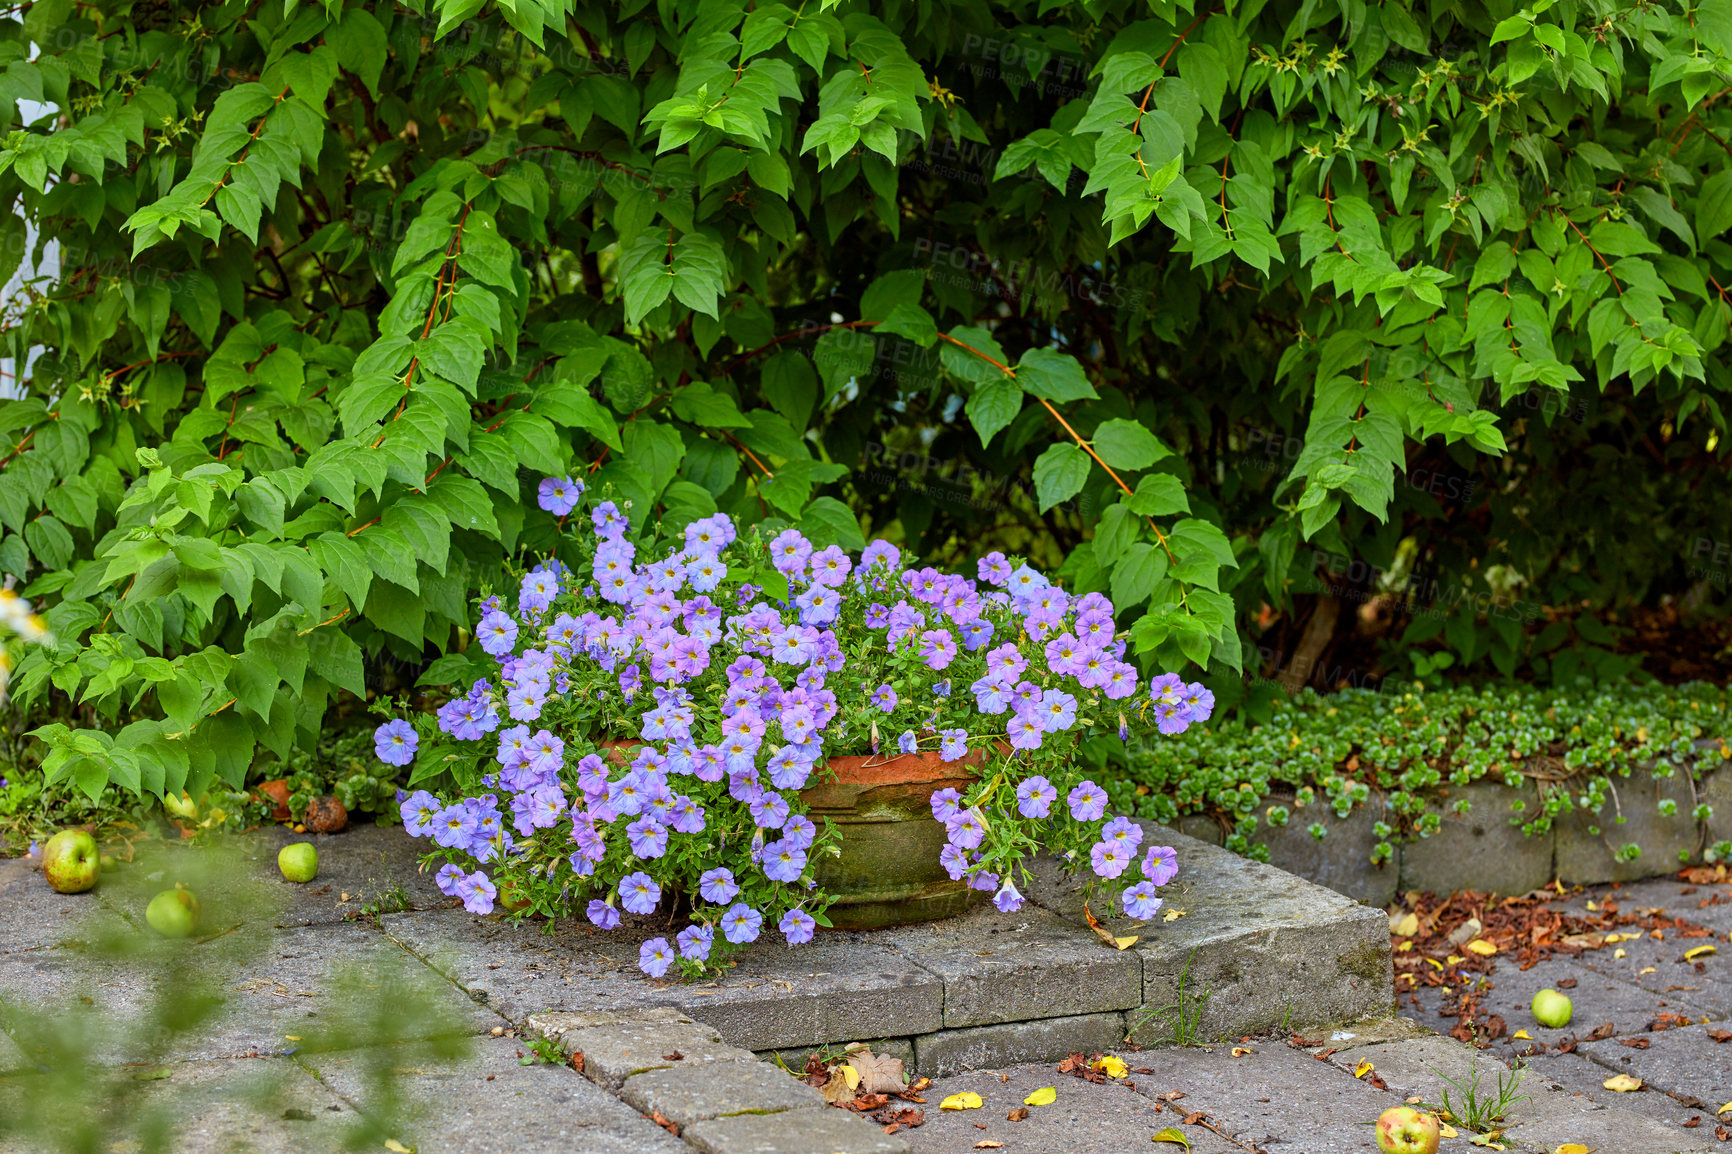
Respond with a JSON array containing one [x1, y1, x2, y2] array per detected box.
[[848, 1051, 907, 1095], [1707, 1029, 1732, 1043], [1007, 1108, 1029, 1122]]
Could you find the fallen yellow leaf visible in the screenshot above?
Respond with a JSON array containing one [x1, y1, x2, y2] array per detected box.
[[1424, 957, 1444, 971], [1614, 948, 1626, 959], [1469, 1133, 1506, 1149], [1512, 1030, 1531, 1040], [1447, 955, 1466, 966], [1151, 1128, 1191, 1148], [1162, 908, 1186, 922], [283, 1035, 301, 1042], [1466, 939, 1498, 956], [941, 1092, 984, 1110], [974, 1143, 1004, 1149], [1438, 1123, 1458, 1138], [1024, 1086, 1056, 1106], [1391, 912, 1420, 937], [1602, 1075, 1643, 1092], [1553, 1144, 1593, 1154], [1718, 1102, 1732, 1116], [839, 1064, 861, 1091], [1397, 940, 1413, 952], [1686, 945, 1717, 961], [1113, 935, 1140, 950], [1354, 1061, 1375, 1079], [1586, 900, 1599, 911], [1231, 1047, 1254, 1057], [1639, 966, 1656, 975], [383, 1142, 414, 1154], [1093, 1055, 1129, 1079]]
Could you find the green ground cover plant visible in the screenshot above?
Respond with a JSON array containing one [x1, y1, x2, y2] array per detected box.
[[1109, 680, 1732, 866]]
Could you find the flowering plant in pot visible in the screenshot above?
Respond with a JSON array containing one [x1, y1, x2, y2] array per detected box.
[[385, 478, 1213, 978]]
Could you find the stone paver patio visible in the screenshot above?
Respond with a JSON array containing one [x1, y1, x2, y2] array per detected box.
[[2, 820, 1728, 1152]]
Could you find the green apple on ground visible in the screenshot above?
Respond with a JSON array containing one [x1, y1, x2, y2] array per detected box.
[[277, 842, 319, 883], [1532, 988, 1573, 1029], [145, 889, 200, 938], [1376, 1106, 1440, 1154], [99, 853, 118, 872], [41, 830, 100, 894]]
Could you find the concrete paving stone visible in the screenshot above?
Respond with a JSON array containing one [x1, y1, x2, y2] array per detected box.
[[0, 855, 132, 954], [527, 1006, 696, 1036], [1596, 876, 1732, 935], [1256, 792, 1400, 908], [549, 1019, 757, 1089], [1573, 930, 1732, 1018], [1579, 1023, 1732, 1112], [1398, 783, 1555, 897], [1126, 1040, 1458, 1154], [620, 1059, 824, 1129], [1404, 954, 1715, 1060], [1556, 774, 1703, 885], [0, 1056, 353, 1154], [250, 822, 449, 927], [681, 1106, 911, 1154], [908, 1062, 1242, 1154], [383, 907, 944, 1051], [870, 903, 1142, 1028], [1519, 1047, 1719, 1134], [1024, 823, 1393, 1042], [912, 1012, 1125, 1078], [303, 1033, 690, 1154]]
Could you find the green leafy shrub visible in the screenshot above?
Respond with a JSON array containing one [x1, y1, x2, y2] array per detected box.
[[3, 0, 1730, 805], [1110, 681, 1732, 865]]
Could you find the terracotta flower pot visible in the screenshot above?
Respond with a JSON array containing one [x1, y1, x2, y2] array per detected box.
[[799, 747, 988, 931], [597, 738, 989, 930]]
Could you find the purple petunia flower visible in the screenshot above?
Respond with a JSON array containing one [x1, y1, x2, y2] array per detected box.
[[898, 730, 918, 755], [619, 871, 661, 915], [537, 475, 584, 516], [1090, 841, 1131, 879], [1122, 881, 1164, 920], [587, 899, 622, 929], [374, 719, 418, 766], [946, 808, 987, 850], [626, 816, 668, 859], [779, 908, 816, 945], [871, 684, 898, 712], [721, 902, 763, 944], [929, 787, 963, 824], [639, 936, 675, 978], [919, 629, 957, 670], [401, 789, 441, 835], [1015, 776, 1057, 819], [993, 878, 1024, 913], [1067, 780, 1108, 822], [699, 868, 739, 905], [477, 608, 519, 656], [939, 728, 967, 762], [677, 924, 715, 961], [435, 863, 466, 895], [762, 839, 808, 883], [1100, 815, 1144, 854], [1142, 845, 1179, 886], [454, 871, 496, 915]]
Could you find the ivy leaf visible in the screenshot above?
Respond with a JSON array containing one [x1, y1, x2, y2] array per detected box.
[[1033, 442, 1090, 511], [1092, 419, 1170, 470], [967, 380, 1023, 448]]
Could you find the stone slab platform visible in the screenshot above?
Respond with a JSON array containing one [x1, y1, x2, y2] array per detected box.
[[382, 820, 1390, 1071]]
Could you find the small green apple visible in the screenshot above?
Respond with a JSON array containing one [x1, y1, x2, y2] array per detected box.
[[42, 829, 100, 894], [277, 842, 319, 883], [1375, 1106, 1440, 1154], [1532, 988, 1573, 1029], [99, 853, 118, 872], [145, 889, 201, 938]]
